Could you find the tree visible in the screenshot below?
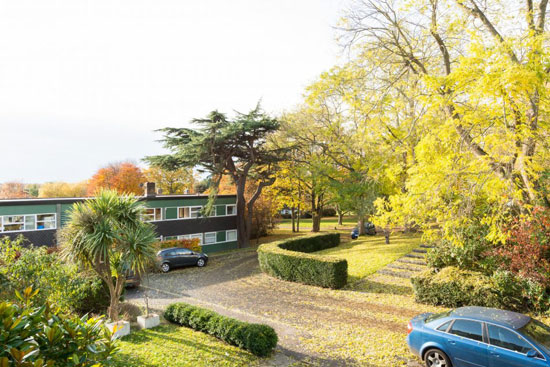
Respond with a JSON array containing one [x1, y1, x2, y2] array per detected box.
[[339, 0, 550, 241], [61, 190, 157, 321], [88, 162, 145, 196], [145, 105, 287, 247], [0, 182, 27, 199], [39, 181, 88, 198], [143, 166, 197, 194]]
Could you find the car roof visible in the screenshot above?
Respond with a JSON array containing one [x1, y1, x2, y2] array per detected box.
[[159, 247, 192, 252], [451, 306, 531, 329]]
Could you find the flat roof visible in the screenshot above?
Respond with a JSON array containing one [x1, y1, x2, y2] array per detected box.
[[0, 194, 236, 206]]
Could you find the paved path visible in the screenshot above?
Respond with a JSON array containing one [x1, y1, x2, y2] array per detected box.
[[127, 246, 428, 366]]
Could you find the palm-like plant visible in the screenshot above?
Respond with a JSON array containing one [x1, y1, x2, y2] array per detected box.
[[61, 190, 157, 321]]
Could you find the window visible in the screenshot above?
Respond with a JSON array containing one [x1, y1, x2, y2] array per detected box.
[[0, 214, 56, 233], [176, 249, 192, 255], [143, 208, 162, 221], [178, 206, 202, 219], [226, 205, 236, 216], [204, 232, 217, 245], [488, 324, 532, 354], [226, 230, 237, 242], [449, 319, 483, 342], [437, 321, 452, 332], [520, 319, 550, 355]]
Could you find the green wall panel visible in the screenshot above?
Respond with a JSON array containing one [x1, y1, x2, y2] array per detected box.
[[0, 204, 57, 216], [165, 207, 178, 219], [201, 241, 238, 254], [216, 231, 226, 242]]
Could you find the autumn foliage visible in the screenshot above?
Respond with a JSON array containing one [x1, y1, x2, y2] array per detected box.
[[0, 182, 27, 199], [87, 162, 145, 196], [493, 207, 550, 286]]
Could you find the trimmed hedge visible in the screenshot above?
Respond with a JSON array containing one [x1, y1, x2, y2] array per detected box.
[[164, 303, 278, 357], [257, 233, 347, 289]]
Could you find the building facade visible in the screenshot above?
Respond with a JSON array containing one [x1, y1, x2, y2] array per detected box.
[[0, 188, 238, 253]]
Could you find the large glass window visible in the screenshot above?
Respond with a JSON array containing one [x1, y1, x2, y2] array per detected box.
[[449, 319, 483, 342], [488, 324, 532, 354], [204, 232, 216, 245], [226, 205, 236, 216], [143, 208, 162, 221], [226, 230, 237, 242], [0, 214, 56, 233], [178, 206, 202, 219]]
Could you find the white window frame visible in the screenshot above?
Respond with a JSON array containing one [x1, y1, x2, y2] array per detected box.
[[226, 230, 237, 242], [226, 204, 236, 216], [177, 206, 203, 219], [143, 208, 162, 222], [0, 213, 57, 233], [204, 232, 217, 245]]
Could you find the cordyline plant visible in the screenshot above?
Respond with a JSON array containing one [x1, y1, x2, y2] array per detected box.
[[61, 190, 157, 321]]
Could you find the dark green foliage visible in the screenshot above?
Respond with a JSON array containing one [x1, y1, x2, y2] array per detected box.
[[0, 287, 117, 367], [412, 266, 550, 313], [0, 238, 110, 315], [164, 303, 278, 357], [257, 233, 348, 289]]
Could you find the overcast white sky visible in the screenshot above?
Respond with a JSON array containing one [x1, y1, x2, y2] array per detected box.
[[0, 0, 348, 183]]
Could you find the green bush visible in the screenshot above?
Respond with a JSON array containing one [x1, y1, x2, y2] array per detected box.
[[0, 287, 117, 367], [0, 237, 110, 315], [412, 266, 500, 308], [412, 266, 550, 313], [257, 233, 347, 289], [164, 303, 277, 357]]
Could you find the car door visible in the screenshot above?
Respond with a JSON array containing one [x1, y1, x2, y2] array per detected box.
[[176, 249, 196, 266], [445, 319, 488, 367], [486, 324, 548, 367]]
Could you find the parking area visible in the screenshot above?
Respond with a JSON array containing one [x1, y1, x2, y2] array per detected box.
[[126, 238, 440, 366]]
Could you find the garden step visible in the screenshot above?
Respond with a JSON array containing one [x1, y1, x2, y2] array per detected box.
[[397, 257, 427, 266], [412, 248, 427, 254], [405, 253, 425, 259], [420, 244, 435, 249], [377, 269, 413, 279], [387, 263, 425, 272]]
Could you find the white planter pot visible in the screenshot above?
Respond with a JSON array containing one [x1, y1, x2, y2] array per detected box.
[[106, 321, 131, 338], [137, 314, 160, 329]]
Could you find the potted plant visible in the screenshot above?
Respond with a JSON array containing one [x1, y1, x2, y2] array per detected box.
[[137, 272, 160, 329]]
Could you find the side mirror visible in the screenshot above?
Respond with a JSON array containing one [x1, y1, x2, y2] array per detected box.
[[526, 349, 537, 358]]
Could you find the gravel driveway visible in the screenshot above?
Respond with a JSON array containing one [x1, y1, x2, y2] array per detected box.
[[126, 247, 425, 367]]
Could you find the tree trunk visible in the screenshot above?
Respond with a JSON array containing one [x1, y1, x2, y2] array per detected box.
[[358, 217, 365, 235], [311, 193, 322, 232], [337, 205, 344, 226], [291, 207, 296, 233], [312, 213, 321, 232], [297, 205, 301, 232], [384, 228, 390, 244], [235, 178, 248, 248]]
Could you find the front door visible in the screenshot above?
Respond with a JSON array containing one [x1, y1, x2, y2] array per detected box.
[[486, 324, 548, 367], [446, 319, 488, 367]]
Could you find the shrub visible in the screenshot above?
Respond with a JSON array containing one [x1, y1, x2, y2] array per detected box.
[[0, 287, 117, 366], [412, 266, 550, 313], [156, 238, 201, 252], [0, 238, 110, 315], [164, 303, 277, 357], [257, 233, 347, 289], [492, 206, 550, 286], [412, 266, 501, 308]]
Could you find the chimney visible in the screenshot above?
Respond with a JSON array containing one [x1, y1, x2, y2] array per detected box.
[[144, 182, 156, 198]]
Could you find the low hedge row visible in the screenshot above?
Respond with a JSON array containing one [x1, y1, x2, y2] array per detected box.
[[257, 233, 347, 289], [164, 302, 278, 357], [411, 266, 550, 312]]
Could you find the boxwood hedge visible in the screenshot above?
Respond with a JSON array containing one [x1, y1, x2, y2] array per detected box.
[[164, 302, 278, 357], [257, 233, 347, 289]]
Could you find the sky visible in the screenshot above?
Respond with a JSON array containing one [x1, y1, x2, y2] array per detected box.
[[0, 0, 348, 183]]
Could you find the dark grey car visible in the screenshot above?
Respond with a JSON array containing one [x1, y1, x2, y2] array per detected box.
[[157, 247, 208, 273]]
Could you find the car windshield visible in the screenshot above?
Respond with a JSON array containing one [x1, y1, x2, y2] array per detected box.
[[519, 319, 550, 354], [425, 311, 452, 323]]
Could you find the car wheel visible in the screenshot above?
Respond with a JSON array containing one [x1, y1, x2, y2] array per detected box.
[[197, 258, 206, 267], [424, 349, 451, 367], [161, 263, 170, 273]]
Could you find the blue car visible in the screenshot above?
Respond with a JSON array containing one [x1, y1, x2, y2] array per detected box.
[[407, 306, 550, 367]]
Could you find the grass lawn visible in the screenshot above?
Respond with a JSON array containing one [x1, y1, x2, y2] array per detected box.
[[278, 216, 358, 230], [113, 323, 260, 367], [315, 232, 422, 283]]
